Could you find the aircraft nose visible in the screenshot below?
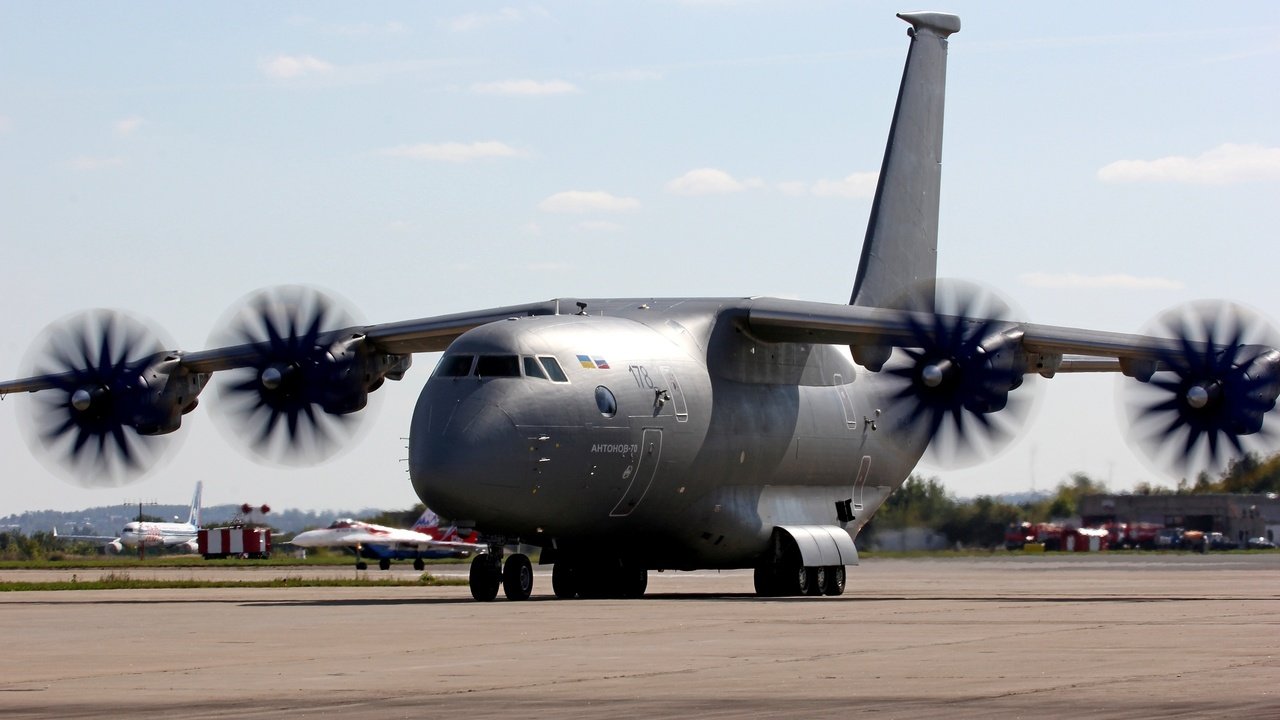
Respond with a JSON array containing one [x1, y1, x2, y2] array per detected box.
[[409, 393, 524, 521]]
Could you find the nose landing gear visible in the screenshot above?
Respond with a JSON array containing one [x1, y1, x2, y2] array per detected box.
[[468, 549, 535, 601]]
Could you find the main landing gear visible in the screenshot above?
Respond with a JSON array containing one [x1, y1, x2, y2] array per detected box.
[[551, 559, 647, 599], [469, 550, 534, 601], [754, 560, 846, 597]]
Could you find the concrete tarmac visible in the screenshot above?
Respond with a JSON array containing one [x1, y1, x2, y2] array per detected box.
[[1, 553, 1277, 719]]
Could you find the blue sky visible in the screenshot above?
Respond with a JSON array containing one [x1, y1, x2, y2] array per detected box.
[[1, 2, 1278, 515]]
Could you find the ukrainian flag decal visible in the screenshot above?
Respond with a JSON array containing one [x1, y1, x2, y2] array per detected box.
[[575, 355, 610, 369]]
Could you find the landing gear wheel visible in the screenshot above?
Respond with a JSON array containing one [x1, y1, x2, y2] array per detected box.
[[808, 566, 827, 596], [502, 553, 534, 601], [620, 567, 648, 599], [469, 554, 501, 602], [413, 557, 425, 571], [355, 560, 368, 571], [378, 557, 391, 571], [794, 565, 812, 596], [753, 565, 781, 597], [552, 562, 578, 599], [822, 566, 846, 596]]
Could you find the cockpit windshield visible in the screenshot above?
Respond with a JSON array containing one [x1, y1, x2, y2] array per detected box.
[[434, 353, 569, 382], [475, 355, 520, 378]]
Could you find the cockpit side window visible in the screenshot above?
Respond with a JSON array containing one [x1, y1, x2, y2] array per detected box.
[[435, 354, 475, 378], [523, 356, 548, 379], [539, 356, 569, 383], [475, 355, 520, 378]]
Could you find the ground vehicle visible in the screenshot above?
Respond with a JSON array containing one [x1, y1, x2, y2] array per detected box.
[[1205, 532, 1238, 551]]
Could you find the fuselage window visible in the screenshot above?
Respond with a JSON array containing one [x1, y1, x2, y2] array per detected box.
[[523, 356, 548, 379], [435, 354, 475, 378], [595, 386, 617, 417], [475, 355, 520, 378], [540, 356, 569, 383]]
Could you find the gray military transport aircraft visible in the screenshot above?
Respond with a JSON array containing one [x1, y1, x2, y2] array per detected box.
[[3, 12, 1278, 601]]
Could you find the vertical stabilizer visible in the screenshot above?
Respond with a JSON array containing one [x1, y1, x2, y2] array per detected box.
[[412, 508, 441, 531], [187, 481, 203, 527], [849, 12, 959, 310]]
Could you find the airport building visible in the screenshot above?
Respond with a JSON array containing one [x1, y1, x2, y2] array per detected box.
[[1079, 493, 1280, 545]]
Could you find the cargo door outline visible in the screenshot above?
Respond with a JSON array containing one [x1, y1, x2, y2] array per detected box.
[[660, 366, 689, 422], [833, 373, 856, 429], [853, 455, 871, 511], [610, 428, 663, 517]]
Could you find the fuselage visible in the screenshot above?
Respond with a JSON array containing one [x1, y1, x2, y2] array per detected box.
[[409, 298, 930, 570], [120, 521, 198, 548]]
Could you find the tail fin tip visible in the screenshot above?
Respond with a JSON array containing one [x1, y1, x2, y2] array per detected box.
[[896, 11, 961, 37]]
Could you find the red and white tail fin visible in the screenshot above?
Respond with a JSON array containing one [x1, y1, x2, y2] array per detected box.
[[411, 508, 440, 532]]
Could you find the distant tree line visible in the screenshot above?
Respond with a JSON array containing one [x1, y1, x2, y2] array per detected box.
[[863, 450, 1280, 549]]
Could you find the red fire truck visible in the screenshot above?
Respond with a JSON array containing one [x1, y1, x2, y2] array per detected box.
[[198, 526, 272, 560]]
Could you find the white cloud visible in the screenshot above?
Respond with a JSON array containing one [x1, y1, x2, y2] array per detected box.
[[380, 141, 525, 162], [448, 8, 522, 32], [665, 168, 763, 196], [261, 54, 334, 80], [1019, 272, 1184, 291], [470, 79, 580, 97], [775, 172, 878, 198], [538, 191, 640, 214], [575, 220, 623, 233], [115, 116, 144, 136], [810, 172, 878, 198], [1098, 143, 1280, 185], [70, 156, 124, 171]]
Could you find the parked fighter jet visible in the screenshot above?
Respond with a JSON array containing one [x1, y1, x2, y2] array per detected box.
[[2, 12, 1277, 602], [290, 509, 482, 570]]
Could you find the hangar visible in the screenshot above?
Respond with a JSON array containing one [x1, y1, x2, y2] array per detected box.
[[1079, 493, 1280, 545]]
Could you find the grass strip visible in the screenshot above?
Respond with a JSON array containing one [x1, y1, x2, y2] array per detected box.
[[0, 572, 469, 592]]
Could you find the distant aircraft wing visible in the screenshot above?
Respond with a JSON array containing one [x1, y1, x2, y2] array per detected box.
[[290, 527, 481, 552]]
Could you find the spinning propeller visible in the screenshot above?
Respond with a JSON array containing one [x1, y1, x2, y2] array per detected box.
[[19, 309, 180, 486], [209, 285, 374, 466], [1123, 301, 1280, 477], [884, 280, 1036, 468]]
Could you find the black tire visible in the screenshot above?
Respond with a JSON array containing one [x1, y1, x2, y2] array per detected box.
[[753, 565, 780, 597], [822, 566, 846, 596], [356, 560, 368, 571], [795, 565, 813, 596], [502, 554, 534, 601], [552, 562, 578, 599], [378, 557, 391, 571], [807, 566, 826, 596], [620, 567, 648, 599], [469, 554, 500, 602], [413, 557, 425, 571]]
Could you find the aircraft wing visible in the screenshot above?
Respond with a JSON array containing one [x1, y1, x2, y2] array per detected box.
[[742, 297, 1278, 378], [290, 527, 480, 551], [0, 299, 563, 396]]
